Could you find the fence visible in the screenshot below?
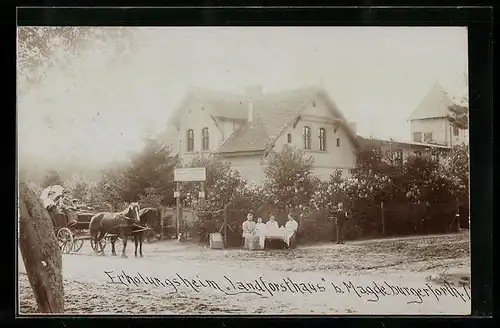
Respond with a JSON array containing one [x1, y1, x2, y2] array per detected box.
[[182, 199, 469, 246]]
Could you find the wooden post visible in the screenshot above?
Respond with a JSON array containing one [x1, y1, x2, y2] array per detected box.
[[200, 181, 206, 200], [381, 201, 385, 235], [160, 207, 164, 240], [18, 182, 64, 313], [176, 181, 180, 240], [223, 204, 228, 246]]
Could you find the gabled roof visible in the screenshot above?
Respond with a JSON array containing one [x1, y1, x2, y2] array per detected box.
[[407, 82, 456, 121], [163, 84, 360, 155], [357, 136, 451, 150], [216, 85, 360, 154], [217, 116, 269, 154], [157, 125, 180, 155], [168, 86, 248, 127]]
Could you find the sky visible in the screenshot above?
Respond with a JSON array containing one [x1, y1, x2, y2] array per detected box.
[[17, 26, 468, 171]]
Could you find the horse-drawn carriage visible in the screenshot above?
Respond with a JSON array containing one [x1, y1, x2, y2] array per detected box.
[[41, 185, 151, 257]]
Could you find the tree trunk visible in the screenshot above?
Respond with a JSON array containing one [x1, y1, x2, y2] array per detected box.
[[18, 182, 64, 313]]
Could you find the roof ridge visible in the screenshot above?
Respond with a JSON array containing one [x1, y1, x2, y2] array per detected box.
[[407, 82, 455, 121], [189, 85, 245, 100], [192, 84, 321, 99]]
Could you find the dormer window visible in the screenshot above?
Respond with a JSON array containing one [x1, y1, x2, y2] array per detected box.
[[202, 127, 209, 151], [187, 129, 194, 152], [303, 126, 311, 150], [319, 128, 326, 151], [287, 133, 292, 143]]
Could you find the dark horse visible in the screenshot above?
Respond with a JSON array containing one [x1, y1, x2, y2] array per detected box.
[[89, 202, 141, 258], [133, 207, 160, 258]]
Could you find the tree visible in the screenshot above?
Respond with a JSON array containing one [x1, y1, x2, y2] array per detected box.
[[312, 169, 345, 217], [183, 155, 246, 216], [122, 138, 177, 206], [96, 166, 127, 211], [67, 179, 89, 201], [263, 145, 318, 214], [41, 170, 63, 188], [19, 182, 64, 313], [17, 26, 135, 96], [447, 73, 469, 131], [138, 187, 164, 209], [447, 103, 468, 130]]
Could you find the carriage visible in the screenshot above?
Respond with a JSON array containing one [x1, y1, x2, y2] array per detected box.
[[41, 185, 150, 255]]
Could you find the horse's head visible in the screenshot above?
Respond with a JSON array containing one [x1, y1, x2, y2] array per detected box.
[[129, 202, 141, 223]]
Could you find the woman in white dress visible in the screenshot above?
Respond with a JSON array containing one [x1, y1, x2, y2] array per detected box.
[[241, 213, 256, 248], [284, 214, 299, 249], [255, 217, 267, 249]]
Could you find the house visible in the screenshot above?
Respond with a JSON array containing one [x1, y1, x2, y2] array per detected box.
[[158, 84, 360, 184], [357, 136, 451, 166], [407, 82, 469, 147]]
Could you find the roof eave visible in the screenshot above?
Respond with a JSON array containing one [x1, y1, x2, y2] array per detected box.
[[215, 150, 266, 157]]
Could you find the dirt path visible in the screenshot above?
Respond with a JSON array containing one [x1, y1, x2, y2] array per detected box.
[[18, 232, 471, 315]]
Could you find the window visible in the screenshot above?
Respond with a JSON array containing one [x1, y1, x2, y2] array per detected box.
[[202, 127, 209, 151], [413, 132, 422, 143], [287, 133, 292, 143], [336, 137, 340, 147], [395, 149, 403, 165], [187, 129, 194, 152], [432, 152, 440, 163], [423, 132, 433, 143], [319, 128, 326, 151], [303, 126, 311, 149], [453, 126, 459, 136]]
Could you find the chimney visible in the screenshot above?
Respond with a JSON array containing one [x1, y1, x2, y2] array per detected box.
[[244, 85, 263, 97], [245, 85, 262, 123], [348, 122, 357, 135], [247, 98, 254, 122]]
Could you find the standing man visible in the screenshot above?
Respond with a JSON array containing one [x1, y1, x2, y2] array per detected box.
[[335, 202, 348, 244]]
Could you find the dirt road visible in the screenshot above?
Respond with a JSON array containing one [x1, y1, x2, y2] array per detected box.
[[18, 232, 471, 315]]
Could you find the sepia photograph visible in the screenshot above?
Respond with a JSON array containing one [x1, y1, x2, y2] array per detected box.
[[17, 26, 471, 315]]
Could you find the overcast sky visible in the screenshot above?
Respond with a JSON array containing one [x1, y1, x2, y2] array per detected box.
[[17, 26, 468, 169]]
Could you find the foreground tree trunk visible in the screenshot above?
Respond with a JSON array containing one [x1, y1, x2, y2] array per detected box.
[[18, 182, 64, 313]]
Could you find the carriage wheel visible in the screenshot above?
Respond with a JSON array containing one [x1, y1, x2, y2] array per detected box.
[[72, 237, 84, 252], [57, 228, 74, 254], [90, 238, 107, 254]]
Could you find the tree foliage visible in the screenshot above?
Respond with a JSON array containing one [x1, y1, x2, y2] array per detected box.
[[122, 138, 177, 205], [67, 179, 88, 201], [183, 155, 246, 217], [95, 166, 127, 211], [41, 170, 63, 188], [447, 103, 469, 130], [17, 26, 134, 95], [263, 145, 317, 213]]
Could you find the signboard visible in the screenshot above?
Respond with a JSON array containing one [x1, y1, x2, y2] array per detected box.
[[174, 167, 207, 182], [198, 191, 205, 199], [173, 191, 180, 198]]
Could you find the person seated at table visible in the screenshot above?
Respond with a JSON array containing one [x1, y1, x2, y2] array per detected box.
[[242, 213, 256, 248], [265, 215, 279, 231], [284, 214, 299, 249], [255, 217, 267, 249]]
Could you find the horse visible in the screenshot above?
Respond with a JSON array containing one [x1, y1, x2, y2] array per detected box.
[[88, 202, 141, 258], [133, 207, 161, 258]]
